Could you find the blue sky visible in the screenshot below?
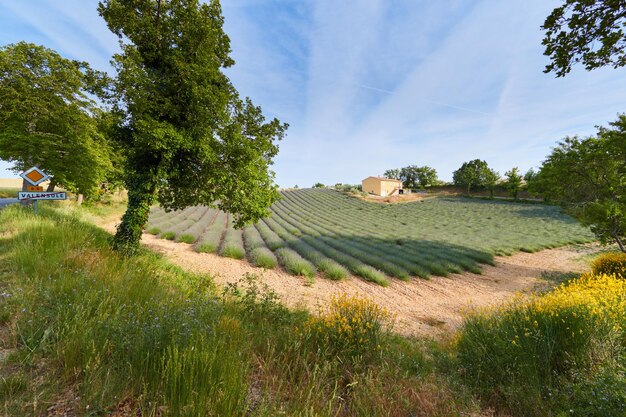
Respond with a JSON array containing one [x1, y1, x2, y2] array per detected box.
[[1, 0, 625, 187]]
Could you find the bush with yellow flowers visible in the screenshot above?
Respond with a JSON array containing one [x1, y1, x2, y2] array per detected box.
[[591, 251, 626, 278], [302, 293, 393, 362], [456, 273, 626, 417]]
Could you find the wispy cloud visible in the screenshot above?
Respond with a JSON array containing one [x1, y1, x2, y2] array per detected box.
[[2, 0, 625, 186]]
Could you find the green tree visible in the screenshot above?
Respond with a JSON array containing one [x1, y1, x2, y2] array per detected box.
[[383, 168, 401, 180], [452, 159, 490, 194], [484, 168, 500, 199], [505, 167, 523, 199], [542, 1, 626, 77], [99, 0, 287, 253], [313, 182, 325, 188], [0, 42, 114, 198], [397, 165, 438, 189], [534, 115, 626, 251]]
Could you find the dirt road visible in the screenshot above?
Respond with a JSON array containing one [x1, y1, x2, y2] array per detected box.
[[103, 220, 597, 338]]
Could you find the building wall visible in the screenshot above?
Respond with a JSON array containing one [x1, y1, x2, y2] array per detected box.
[[362, 177, 382, 195], [361, 178, 402, 196]]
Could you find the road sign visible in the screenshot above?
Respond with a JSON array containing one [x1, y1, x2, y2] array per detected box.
[[27, 185, 44, 191], [18, 191, 66, 201], [19, 166, 49, 186]]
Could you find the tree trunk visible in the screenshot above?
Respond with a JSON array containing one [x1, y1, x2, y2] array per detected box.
[[467, 184, 471, 195], [614, 234, 626, 253], [46, 179, 56, 192], [112, 172, 158, 255], [489, 188, 494, 199], [20, 178, 30, 206]]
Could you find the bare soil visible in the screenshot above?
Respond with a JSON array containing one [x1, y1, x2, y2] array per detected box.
[[102, 221, 598, 338]]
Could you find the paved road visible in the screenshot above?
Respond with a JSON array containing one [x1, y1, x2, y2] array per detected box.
[[0, 198, 18, 208]]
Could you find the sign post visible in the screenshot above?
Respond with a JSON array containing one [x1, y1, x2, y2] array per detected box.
[[18, 167, 66, 215]]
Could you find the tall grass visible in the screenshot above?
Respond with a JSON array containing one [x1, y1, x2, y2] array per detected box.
[[0, 206, 249, 416], [456, 273, 626, 417]]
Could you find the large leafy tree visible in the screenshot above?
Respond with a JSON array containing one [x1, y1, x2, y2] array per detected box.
[[399, 165, 438, 189], [383, 168, 401, 180], [99, 0, 287, 253], [0, 42, 114, 197], [534, 115, 626, 251], [452, 159, 490, 194], [542, 0, 626, 77]]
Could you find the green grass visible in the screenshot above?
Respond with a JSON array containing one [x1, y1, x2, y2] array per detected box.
[[161, 231, 176, 240], [0, 187, 19, 198], [248, 247, 278, 269], [176, 233, 196, 243], [0, 205, 481, 416]]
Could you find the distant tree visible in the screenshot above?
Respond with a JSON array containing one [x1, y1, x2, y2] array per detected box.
[[453, 159, 490, 194], [542, 1, 626, 77], [383, 169, 401, 180], [0, 42, 115, 199], [397, 165, 438, 189], [505, 167, 523, 199], [524, 168, 539, 194], [484, 168, 500, 199], [99, 0, 287, 253], [534, 115, 626, 251], [313, 182, 325, 188]]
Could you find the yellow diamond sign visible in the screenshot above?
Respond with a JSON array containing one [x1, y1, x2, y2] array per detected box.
[[20, 166, 49, 186]]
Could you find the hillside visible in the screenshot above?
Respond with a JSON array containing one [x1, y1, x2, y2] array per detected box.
[[147, 189, 594, 285]]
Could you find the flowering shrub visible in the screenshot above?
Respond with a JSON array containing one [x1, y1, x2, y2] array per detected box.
[[591, 251, 626, 278], [303, 294, 393, 361], [456, 274, 626, 416]]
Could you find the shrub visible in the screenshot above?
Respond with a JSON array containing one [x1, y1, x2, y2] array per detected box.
[[161, 231, 176, 240], [591, 251, 626, 278], [249, 247, 277, 269], [147, 227, 161, 235], [456, 273, 626, 416], [275, 248, 316, 278], [303, 293, 393, 361], [220, 224, 245, 260], [176, 233, 196, 244]]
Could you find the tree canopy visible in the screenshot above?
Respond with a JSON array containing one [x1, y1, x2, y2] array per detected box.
[[384, 165, 438, 189], [99, 0, 287, 252], [542, 0, 626, 77], [452, 159, 491, 194], [0, 42, 115, 198], [504, 167, 523, 199], [534, 115, 626, 251]]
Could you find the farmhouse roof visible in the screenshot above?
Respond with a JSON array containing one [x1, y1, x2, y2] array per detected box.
[[362, 176, 403, 183]]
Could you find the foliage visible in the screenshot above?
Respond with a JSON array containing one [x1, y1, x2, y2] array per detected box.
[[400, 165, 438, 189], [483, 168, 500, 199], [533, 115, 626, 252], [591, 251, 626, 278], [0, 205, 249, 416], [383, 168, 401, 180], [542, 0, 626, 77], [0, 42, 116, 199], [452, 159, 491, 193], [384, 166, 438, 188], [303, 293, 393, 362], [457, 273, 626, 416], [312, 182, 325, 188], [99, 0, 287, 253], [504, 167, 523, 199]]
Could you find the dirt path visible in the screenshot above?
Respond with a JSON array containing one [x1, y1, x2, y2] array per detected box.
[[102, 222, 597, 337]]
